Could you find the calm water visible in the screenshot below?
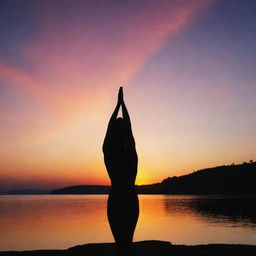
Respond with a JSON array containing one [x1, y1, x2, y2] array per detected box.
[[0, 195, 256, 251]]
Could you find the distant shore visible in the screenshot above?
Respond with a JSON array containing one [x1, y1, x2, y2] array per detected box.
[[1, 241, 256, 256], [1, 162, 255, 195], [50, 162, 256, 195]]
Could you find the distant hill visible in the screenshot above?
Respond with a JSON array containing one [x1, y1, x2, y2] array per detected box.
[[1, 189, 50, 195], [51, 162, 256, 195], [51, 185, 110, 194], [137, 162, 256, 195]]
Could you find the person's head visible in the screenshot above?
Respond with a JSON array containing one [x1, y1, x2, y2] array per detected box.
[[111, 117, 127, 144]]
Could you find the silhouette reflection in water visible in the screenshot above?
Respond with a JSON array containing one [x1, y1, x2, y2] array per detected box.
[[103, 87, 139, 254]]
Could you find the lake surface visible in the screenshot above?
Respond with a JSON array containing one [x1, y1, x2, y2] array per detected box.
[[0, 195, 256, 251]]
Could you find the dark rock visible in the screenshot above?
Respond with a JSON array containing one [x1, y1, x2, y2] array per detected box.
[[1, 241, 256, 256]]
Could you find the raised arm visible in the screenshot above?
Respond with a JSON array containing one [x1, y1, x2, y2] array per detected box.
[[103, 88, 122, 152], [107, 87, 123, 125], [109, 101, 120, 125], [119, 87, 134, 139], [121, 101, 131, 127]]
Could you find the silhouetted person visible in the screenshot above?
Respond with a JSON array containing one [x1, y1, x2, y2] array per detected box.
[[103, 87, 139, 255]]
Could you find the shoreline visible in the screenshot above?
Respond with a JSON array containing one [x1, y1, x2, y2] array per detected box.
[[1, 241, 256, 256]]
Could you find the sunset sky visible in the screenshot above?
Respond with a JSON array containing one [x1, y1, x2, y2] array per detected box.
[[1, 0, 256, 190]]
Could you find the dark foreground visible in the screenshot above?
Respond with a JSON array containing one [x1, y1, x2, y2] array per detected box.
[[1, 241, 256, 256]]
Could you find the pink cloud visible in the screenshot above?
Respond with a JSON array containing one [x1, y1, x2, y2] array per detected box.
[[2, 1, 215, 115], [0, 0, 217, 188], [24, 0, 214, 90], [1, 0, 215, 139]]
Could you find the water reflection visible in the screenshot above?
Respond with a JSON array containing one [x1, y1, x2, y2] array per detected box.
[[0, 195, 111, 251], [163, 196, 256, 227], [0, 195, 256, 251]]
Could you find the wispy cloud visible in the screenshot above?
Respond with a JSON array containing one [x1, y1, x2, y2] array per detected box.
[[0, 0, 215, 188]]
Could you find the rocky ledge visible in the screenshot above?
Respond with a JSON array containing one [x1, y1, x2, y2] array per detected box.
[[1, 240, 256, 256]]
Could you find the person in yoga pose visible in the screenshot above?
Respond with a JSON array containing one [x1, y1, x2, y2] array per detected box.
[[103, 87, 139, 254]]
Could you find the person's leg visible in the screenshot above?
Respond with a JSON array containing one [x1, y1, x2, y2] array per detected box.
[[107, 189, 139, 253]]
